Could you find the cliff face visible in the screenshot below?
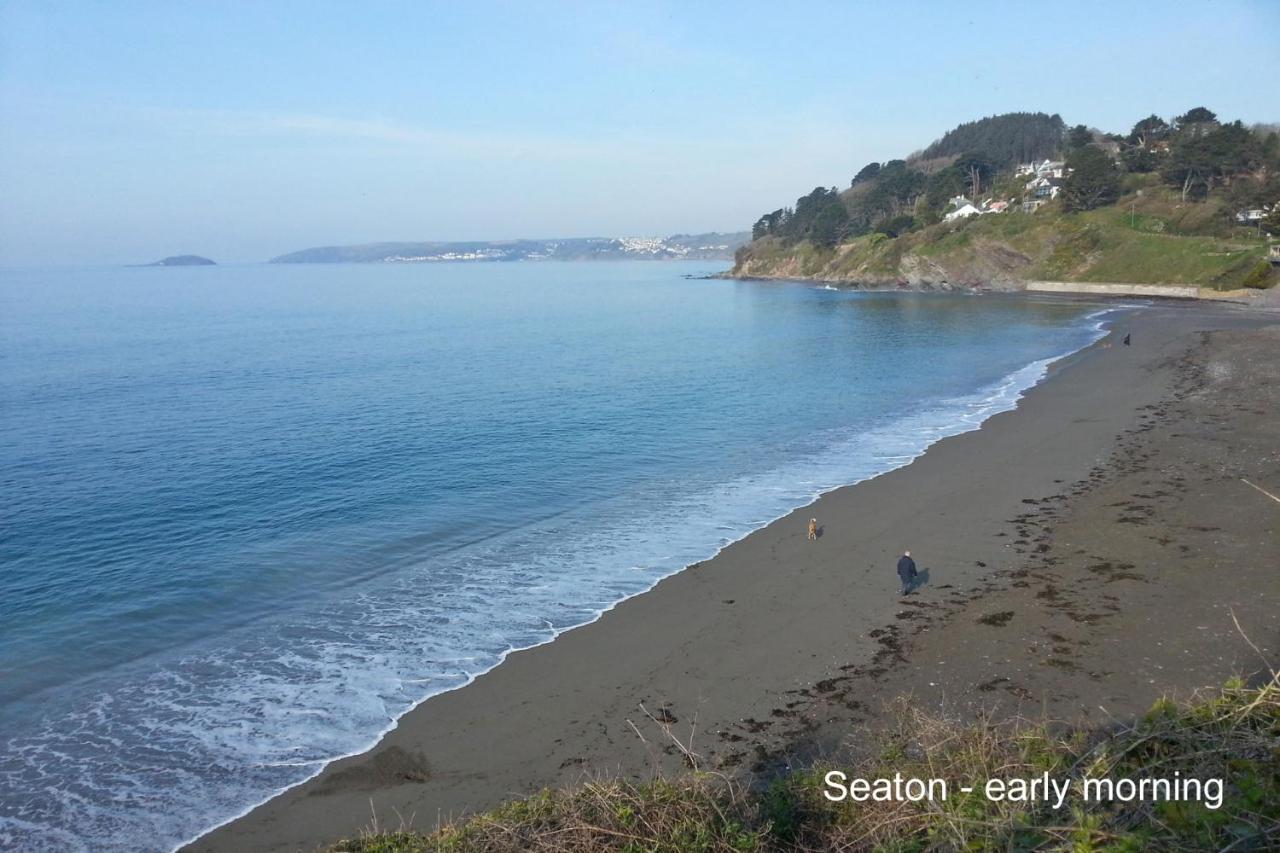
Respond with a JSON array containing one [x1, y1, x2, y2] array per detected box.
[[732, 232, 1035, 291]]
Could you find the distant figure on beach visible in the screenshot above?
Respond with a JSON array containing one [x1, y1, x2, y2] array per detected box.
[[1123, 332, 1131, 346], [897, 550, 918, 596], [807, 518, 818, 540]]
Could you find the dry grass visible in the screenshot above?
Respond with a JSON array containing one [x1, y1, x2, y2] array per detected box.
[[333, 677, 1279, 852]]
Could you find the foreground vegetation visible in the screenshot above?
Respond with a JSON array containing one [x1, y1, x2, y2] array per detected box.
[[332, 679, 1278, 852]]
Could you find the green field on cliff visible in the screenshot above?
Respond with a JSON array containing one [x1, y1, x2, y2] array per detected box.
[[736, 182, 1271, 290]]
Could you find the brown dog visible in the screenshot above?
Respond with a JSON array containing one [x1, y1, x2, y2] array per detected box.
[[807, 518, 818, 540]]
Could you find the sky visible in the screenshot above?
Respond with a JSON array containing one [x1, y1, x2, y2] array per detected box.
[[1, 1, 1277, 266]]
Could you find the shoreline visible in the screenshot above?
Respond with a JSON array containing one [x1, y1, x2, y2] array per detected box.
[[178, 297, 1116, 850], [709, 271, 1270, 305], [189, 299, 1275, 853]]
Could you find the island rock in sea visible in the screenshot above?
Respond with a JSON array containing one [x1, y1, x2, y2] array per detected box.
[[148, 255, 216, 266]]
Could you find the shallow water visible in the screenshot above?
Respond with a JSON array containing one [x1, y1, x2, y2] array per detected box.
[[0, 261, 1113, 850]]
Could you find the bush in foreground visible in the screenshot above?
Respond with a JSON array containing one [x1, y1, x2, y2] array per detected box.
[[333, 679, 1278, 852]]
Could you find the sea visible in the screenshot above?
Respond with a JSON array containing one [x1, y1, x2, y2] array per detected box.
[[0, 261, 1119, 851]]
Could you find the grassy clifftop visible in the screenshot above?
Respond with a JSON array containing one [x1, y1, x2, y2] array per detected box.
[[332, 680, 1278, 852], [733, 182, 1273, 291]]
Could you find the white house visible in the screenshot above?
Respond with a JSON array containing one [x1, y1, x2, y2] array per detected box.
[[1034, 159, 1067, 179], [945, 203, 981, 222], [1235, 208, 1267, 225], [1025, 176, 1061, 200]]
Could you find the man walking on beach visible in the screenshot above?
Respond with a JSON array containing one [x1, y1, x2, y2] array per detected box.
[[897, 550, 918, 596]]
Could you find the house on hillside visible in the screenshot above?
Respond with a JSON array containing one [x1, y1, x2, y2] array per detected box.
[[945, 203, 981, 222], [1015, 162, 1037, 177], [948, 195, 972, 209], [1035, 160, 1067, 179], [1235, 207, 1268, 225], [1022, 199, 1047, 214], [983, 200, 1010, 213], [1025, 176, 1061, 199]]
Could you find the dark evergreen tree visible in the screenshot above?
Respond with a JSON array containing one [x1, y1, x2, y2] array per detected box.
[[1067, 125, 1094, 150], [1127, 114, 1169, 146], [1122, 147, 1159, 173], [851, 162, 881, 186], [1061, 147, 1121, 211], [1175, 107, 1218, 127], [810, 202, 850, 247]]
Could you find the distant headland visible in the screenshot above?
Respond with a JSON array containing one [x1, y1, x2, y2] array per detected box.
[[146, 255, 216, 266]]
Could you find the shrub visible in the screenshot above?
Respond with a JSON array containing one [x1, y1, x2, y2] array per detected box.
[[1242, 259, 1276, 289]]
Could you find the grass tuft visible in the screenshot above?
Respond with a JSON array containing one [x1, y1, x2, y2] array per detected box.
[[332, 680, 1279, 852]]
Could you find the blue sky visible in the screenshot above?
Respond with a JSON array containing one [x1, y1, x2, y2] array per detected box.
[[2, 1, 1277, 265]]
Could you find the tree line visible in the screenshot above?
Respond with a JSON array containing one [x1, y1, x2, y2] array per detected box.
[[751, 108, 1280, 248]]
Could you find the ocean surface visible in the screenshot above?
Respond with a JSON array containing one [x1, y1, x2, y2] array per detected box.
[[0, 261, 1117, 851]]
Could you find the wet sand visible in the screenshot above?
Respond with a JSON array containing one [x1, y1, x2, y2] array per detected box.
[[189, 301, 1278, 852]]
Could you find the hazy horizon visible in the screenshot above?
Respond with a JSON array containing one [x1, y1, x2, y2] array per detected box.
[[2, 0, 1277, 267]]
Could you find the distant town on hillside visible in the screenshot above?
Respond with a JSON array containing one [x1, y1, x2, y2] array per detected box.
[[271, 233, 749, 264]]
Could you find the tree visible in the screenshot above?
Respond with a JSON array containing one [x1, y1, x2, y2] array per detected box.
[[1263, 206, 1280, 235], [924, 166, 965, 211], [851, 162, 881, 186], [751, 208, 785, 240], [1162, 121, 1261, 200], [1127, 114, 1169, 147], [953, 151, 993, 199], [810, 201, 850, 247], [862, 160, 926, 221], [1262, 132, 1280, 172], [1176, 106, 1218, 127], [1060, 147, 1121, 211], [1201, 121, 1262, 185], [1122, 146, 1159, 173], [1163, 138, 1215, 201], [1173, 107, 1219, 140], [1067, 124, 1094, 151]]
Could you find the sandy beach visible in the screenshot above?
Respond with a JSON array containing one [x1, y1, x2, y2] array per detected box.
[[189, 299, 1279, 853]]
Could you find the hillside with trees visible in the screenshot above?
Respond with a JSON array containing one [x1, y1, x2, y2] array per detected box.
[[917, 111, 1066, 167], [735, 109, 1280, 291]]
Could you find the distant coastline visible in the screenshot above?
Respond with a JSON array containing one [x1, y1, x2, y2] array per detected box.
[[269, 232, 748, 264]]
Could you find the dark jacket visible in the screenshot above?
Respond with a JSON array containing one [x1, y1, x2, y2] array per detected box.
[[897, 555, 917, 580]]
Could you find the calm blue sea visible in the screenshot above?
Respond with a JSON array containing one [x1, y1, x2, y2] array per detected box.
[[0, 261, 1115, 850]]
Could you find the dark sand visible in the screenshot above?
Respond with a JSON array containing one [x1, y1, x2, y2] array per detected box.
[[189, 301, 1279, 852]]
